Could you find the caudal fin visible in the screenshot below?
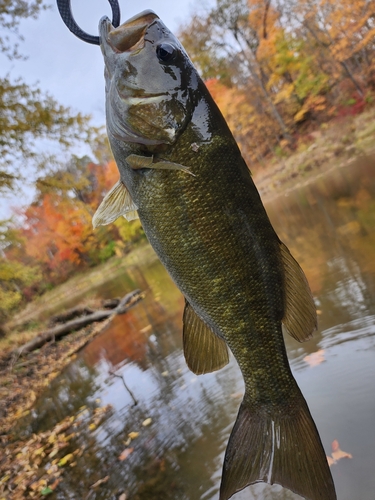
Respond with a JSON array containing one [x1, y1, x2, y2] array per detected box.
[[220, 395, 336, 500]]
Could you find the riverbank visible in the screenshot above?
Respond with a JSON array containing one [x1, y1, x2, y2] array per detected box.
[[0, 246, 156, 436], [253, 106, 375, 202]]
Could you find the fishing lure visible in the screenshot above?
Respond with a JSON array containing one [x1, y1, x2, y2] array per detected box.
[[56, 0, 121, 44]]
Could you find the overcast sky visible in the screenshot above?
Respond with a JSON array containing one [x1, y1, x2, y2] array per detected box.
[[2, 0, 211, 218]]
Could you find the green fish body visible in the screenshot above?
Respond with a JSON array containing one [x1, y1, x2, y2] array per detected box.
[[95, 10, 336, 500]]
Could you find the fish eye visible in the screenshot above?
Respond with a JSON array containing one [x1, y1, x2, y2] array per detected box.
[[156, 43, 177, 63]]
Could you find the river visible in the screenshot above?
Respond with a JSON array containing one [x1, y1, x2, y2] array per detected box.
[[18, 158, 375, 499]]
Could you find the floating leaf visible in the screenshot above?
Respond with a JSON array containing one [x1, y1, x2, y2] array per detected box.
[[119, 448, 134, 461], [304, 349, 325, 367], [331, 440, 353, 462], [128, 432, 139, 440], [142, 418, 152, 427]]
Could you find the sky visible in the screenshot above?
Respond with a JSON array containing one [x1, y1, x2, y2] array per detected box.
[[1, 0, 211, 218]]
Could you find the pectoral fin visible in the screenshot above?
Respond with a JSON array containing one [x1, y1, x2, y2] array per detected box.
[[183, 301, 229, 375], [92, 180, 138, 228], [281, 242, 317, 342], [126, 154, 195, 176]]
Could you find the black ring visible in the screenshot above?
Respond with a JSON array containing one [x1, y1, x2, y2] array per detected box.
[[57, 0, 121, 45]]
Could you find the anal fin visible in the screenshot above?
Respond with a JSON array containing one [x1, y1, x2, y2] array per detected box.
[[281, 242, 317, 342], [183, 301, 229, 375]]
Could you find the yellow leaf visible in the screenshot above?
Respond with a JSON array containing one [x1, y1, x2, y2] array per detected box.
[[128, 432, 139, 440], [89, 423, 96, 431], [33, 446, 45, 457], [142, 418, 152, 427], [48, 448, 59, 459], [48, 433, 57, 444], [58, 453, 74, 467]]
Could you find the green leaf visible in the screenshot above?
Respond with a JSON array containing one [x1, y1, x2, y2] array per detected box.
[[40, 487, 54, 496]]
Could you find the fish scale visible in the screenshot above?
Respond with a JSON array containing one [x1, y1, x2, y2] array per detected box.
[[93, 9, 336, 500]]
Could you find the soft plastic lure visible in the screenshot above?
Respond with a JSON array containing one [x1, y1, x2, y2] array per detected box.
[[56, 0, 121, 44]]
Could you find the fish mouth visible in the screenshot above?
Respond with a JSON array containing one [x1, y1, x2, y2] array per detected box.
[[99, 9, 159, 53]]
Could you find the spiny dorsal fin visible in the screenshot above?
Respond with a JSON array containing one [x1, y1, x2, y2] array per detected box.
[[92, 180, 138, 228], [183, 301, 229, 375], [281, 242, 317, 342]]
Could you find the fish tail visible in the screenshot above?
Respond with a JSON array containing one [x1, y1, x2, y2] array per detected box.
[[220, 392, 336, 500]]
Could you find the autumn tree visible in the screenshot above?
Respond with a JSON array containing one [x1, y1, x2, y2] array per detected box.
[[281, 0, 375, 99], [0, 0, 91, 195], [0, 1, 94, 320], [0, 222, 41, 321], [179, 0, 375, 167], [7, 153, 143, 293], [179, 0, 294, 145]]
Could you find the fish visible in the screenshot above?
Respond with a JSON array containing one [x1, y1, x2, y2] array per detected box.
[[94, 9, 336, 500]]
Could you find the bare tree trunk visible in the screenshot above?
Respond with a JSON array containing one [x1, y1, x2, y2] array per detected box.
[[14, 290, 143, 356]]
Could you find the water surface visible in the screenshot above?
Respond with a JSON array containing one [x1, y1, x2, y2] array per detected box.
[[23, 159, 375, 499]]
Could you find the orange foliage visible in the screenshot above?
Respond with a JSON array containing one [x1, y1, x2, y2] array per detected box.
[[179, 0, 375, 164], [6, 157, 138, 294], [23, 194, 95, 267]]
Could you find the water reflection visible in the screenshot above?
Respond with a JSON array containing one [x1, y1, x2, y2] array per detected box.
[[19, 157, 375, 499]]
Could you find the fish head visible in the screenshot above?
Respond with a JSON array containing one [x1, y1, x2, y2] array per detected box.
[[99, 10, 199, 150]]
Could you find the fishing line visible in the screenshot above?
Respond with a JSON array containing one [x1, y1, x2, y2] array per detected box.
[[56, 0, 121, 45]]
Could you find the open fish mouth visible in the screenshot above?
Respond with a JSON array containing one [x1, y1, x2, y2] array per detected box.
[[100, 9, 159, 53]]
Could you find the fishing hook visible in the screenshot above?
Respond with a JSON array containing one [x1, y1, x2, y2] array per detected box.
[[56, 0, 121, 45]]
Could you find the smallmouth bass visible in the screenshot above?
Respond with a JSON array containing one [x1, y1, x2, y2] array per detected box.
[[94, 9, 336, 500]]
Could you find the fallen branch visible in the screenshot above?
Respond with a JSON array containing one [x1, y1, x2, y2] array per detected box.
[[14, 290, 143, 357], [48, 306, 95, 326]]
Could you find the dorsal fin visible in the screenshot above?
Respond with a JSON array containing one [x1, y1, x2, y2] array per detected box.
[[183, 301, 229, 375], [92, 180, 138, 228], [281, 242, 317, 342]]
